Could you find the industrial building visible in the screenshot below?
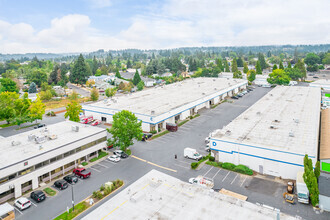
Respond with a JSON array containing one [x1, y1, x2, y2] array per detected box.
[[82, 78, 247, 132], [320, 108, 330, 173], [209, 86, 321, 179], [0, 121, 107, 202], [82, 169, 295, 220]]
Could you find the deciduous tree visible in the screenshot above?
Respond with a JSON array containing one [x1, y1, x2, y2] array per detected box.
[[28, 95, 46, 122], [267, 69, 290, 85], [90, 87, 99, 101], [137, 81, 144, 91], [0, 78, 18, 93], [255, 61, 262, 74], [247, 70, 256, 82], [243, 62, 249, 73], [105, 87, 117, 98], [64, 101, 83, 122]]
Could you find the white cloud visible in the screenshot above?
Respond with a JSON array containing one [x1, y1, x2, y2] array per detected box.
[[0, 0, 329, 53]]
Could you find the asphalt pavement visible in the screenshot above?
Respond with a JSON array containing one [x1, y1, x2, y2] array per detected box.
[[13, 87, 329, 220]]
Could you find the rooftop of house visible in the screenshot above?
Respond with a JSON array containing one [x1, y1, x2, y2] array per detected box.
[[82, 77, 246, 116], [0, 121, 106, 170], [81, 169, 295, 220], [212, 86, 321, 156]]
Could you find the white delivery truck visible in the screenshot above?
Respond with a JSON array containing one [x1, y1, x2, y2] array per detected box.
[[296, 171, 309, 204], [184, 148, 203, 160]]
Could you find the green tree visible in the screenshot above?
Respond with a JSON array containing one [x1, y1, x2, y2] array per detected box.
[[92, 56, 99, 75], [233, 70, 242, 79], [304, 53, 320, 66], [11, 93, 32, 127], [90, 87, 99, 101], [137, 81, 144, 91], [69, 90, 79, 100], [27, 69, 48, 87], [28, 82, 37, 93], [64, 101, 83, 122], [39, 90, 53, 101], [70, 54, 90, 85], [0, 78, 18, 93], [247, 70, 256, 82], [322, 53, 330, 64], [255, 61, 262, 74], [236, 57, 244, 67], [231, 59, 238, 73], [107, 110, 143, 152], [0, 92, 19, 123], [287, 62, 292, 69], [267, 69, 291, 85], [126, 59, 132, 69], [294, 59, 306, 80], [48, 64, 61, 85], [216, 58, 224, 72], [272, 64, 278, 71], [279, 61, 284, 70], [105, 87, 117, 98], [314, 161, 320, 179], [303, 154, 319, 206], [132, 69, 141, 85], [243, 62, 249, 73], [28, 95, 46, 122], [115, 68, 121, 78], [258, 53, 267, 70], [224, 60, 230, 72], [285, 68, 304, 81]]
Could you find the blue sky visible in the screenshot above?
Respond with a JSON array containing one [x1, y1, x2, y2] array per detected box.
[[0, 0, 329, 53]]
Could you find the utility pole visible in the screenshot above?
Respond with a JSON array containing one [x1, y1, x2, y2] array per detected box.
[[71, 184, 75, 211]]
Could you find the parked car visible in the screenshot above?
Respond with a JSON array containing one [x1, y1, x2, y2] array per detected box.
[[166, 123, 178, 132], [108, 155, 121, 162], [63, 174, 78, 184], [54, 180, 69, 190], [30, 190, 46, 203], [237, 93, 244, 97], [14, 197, 31, 210], [34, 124, 46, 129], [91, 119, 101, 126], [184, 148, 202, 160], [231, 96, 239, 99], [120, 152, 129, 158], [73, 168, 91, 179], [313, 76, 319, 78], [114, 150, 124, 156], [205, 146, 211, 152], [242, 91, 248, 95], [142, 133, 153, 141]]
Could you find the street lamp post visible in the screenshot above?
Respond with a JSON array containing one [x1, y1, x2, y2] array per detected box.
[[71, 184, 75, 211]]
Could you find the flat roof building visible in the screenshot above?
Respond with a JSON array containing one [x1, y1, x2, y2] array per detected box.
[[82, 169, 295, 220], [0, 121, 107, 202], [209, 86, 321, 179], [82, 77, 247, 132], [320, 108, 330, 173]]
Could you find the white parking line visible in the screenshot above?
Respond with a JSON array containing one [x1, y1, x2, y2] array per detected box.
[[176, 160, 191, 165], [90, 167, 101, 172], [103, 160, 118, 164], [153, 139, 167, 144], [97, 163, 108, 168], [222, 171, 230, 182], [14, 207, 23, 215], [231, 174, 238, 185], [240, 176, 247, 187], [212, 168, 221, 179], [31, 201, 37, 207], [174, 163, 189, 169], [203, 166, 213, 177]]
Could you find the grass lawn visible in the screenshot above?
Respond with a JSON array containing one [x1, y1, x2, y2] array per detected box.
[[0, 123, 14, 128], [16, 123, 38, 130], [151, 130, 169, 140], [44, 187, 56, 196], [44, 97, 89, 111], [53, 201, 89, 220], [81, 162, 88, 166], [89, 151, 108, 163]]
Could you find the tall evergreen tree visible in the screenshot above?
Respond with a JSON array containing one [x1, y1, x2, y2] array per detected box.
[[49, 64, 61, 85], [28, 82, 37, 93], [236, 57, 244, 67], [92, 56, 98, 75], [231, 58, 238, 72], [216, 58, 224, 72], [70, 54, 90, 85], [126, 59, 132, 69], [224, 60, 230, 72], [243, 62, 249, 73], [133, 69, 141, 85], [279, 61, 284, 70], [115, 68, 121, 78], [256, 61, 262, 74], [294, 59, 307, 79], [258, 53, 267, 70], [287, 62, 292, 69], [272, 64, 278, 71]]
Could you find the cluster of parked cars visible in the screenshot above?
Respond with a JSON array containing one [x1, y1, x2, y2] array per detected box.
[[108, 150, 129, 162], [13, 168, 91, 211], [231, 87, 254, 99]]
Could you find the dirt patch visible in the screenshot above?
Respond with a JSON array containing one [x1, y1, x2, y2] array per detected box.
[[245, 177, 283, 195]]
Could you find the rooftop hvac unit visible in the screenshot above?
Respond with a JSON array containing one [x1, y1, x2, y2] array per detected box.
[[289, 132, 294, 137], [151, 110, 155, 115], [294, 119, 300, 123], [35, 136, 46, 144], [28, 134, 36, 141], [11, 141, 21, 146], [72, 125, 79, 132], [39, 145, 43, 150]]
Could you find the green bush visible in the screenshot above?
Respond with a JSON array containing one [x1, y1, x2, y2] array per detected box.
[[206, 161, 221, 167], [191, 162, 198, 169], [233, 165, 253, 175], [222, 162, 236, 170], [150, 130, 157, 134], [82, 162, 88, 166], [96, 191, 103, 199], [209, 156, 215, 162], [92, 191, 98, 198], [100, 185, 105, 191], [125, 149, 132, 155]]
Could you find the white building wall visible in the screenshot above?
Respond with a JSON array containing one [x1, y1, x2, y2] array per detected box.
[[210, 138, 316, 179], [214, 96, 220, 104], [181, 109, 190, 120], [141, 123, 150, 132], [319, 195, 330, 212]]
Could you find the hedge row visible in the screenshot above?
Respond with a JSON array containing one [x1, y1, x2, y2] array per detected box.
[[206, 161, 253, 176], [191, 154, 210, 169]]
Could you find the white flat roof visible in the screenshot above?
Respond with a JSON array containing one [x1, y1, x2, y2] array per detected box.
[[84, 77, 246, 116], [82, 169, 294, 220], [0, 121, 105, 169], [213, 86, 321, 156]]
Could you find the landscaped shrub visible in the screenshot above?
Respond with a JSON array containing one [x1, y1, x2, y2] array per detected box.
[[234, 165, 253, 175], [209, 156, 215, 162], [92, 191, 98, 198], [222, 162, 236, 170], [96, 191, 103, 199], [206, 161, 220, 167], [100, 185, 105, 191], [191, 162, 198, 169], [150, 130, 157, 134]]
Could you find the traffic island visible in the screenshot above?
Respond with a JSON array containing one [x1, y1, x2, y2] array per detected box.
[[53, 180, 124, 220]]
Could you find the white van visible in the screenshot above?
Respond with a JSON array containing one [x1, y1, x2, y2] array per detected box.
[[184, 148, 202, 160]]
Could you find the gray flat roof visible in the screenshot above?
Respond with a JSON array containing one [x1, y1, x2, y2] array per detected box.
[[213, 86, 321, 156], [0, 121, 105, 170], [84, 77, 246, 116], [82, 169, 294, 220], [319, 172, 330, 197]]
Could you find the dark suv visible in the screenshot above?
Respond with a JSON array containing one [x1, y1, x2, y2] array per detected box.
[[30, 190, 46, 203], [63, 174, 78, 184], [142, 133, 153, 141], [54, 180, 68, 190], [34, 124, 46, 129]]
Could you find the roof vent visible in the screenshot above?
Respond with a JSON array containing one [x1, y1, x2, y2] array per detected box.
[[39, 145, 43, 150], [256, 112, 261, 115], [270, 126, 277, 129], [72, 125, 79, 132], [202, 93, 205, 95], [289, 132, 294, 137], [294, 119, 299, 123], [225, 130, 231, 135], [151, 110, 155, 115], [28, 134, 36, 141], [11, 141, 21, 146], [274, 119, 280, 123], [214, 88, 217, 90]]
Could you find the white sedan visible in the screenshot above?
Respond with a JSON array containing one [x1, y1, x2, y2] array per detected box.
[[108, 155, 121, 162], [14, 197, 31, 210]]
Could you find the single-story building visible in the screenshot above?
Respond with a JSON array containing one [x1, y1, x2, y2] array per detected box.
[[320, 108, 330, 173], [309, 79, 330, 90], [319, 172, 330, 212], [82, 78, 247, 132], [209, 86, 321, 179]]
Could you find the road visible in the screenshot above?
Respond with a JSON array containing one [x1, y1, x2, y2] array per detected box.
[[67, 83, 91, 98], [13, 87, 329, 220]]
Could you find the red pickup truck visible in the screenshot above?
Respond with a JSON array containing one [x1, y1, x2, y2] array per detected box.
[[73, 168, 91, 179]]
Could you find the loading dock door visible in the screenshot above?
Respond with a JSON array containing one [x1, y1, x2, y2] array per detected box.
[[264, 160, 279, 176]]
